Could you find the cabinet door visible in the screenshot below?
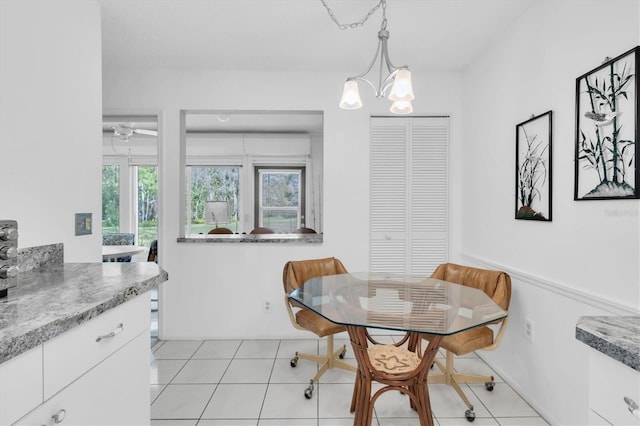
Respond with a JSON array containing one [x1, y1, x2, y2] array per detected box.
[[0, 346, 43, 425], [370, 117, 449, 275], [370, 119, 408, 273], [16, 331, 150, 426], [589, 349, 640, 426]]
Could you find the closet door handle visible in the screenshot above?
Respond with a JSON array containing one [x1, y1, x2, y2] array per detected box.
[[96, 323, 124, 342]]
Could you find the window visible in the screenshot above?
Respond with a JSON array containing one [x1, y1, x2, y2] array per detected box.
[[137, 166, 158, 247], [186, 166, 240, 234], [102, 165, 120, 234], [102, 114, 159, 249], [180, 110, 323, 238], [255, 166, 305, 233], [101, 162, 158, 247]]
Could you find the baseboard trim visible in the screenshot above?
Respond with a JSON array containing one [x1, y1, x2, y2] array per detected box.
[[476, 351, 559, 425], [460, 253, 639, 316]]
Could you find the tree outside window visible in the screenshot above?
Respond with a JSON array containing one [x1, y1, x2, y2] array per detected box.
[[102, 165, 120, 234], [187, 166, 240, 234], [137, 166, 158, 246]]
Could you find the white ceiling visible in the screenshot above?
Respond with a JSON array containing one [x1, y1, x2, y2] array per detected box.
[[102, 111, 323, 135], [99, 0, 536, 134], [98, 0, 537, 73]]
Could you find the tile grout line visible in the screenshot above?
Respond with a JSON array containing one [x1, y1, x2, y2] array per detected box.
[[151, 340, 207, 421], [255, 339, 282, 424], [194, 339, 242, 422]]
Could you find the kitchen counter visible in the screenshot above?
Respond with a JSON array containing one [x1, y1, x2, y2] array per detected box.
[[576, 316, 640, 372], [178, 233, 322, 243], [0, 262, 168, 364]]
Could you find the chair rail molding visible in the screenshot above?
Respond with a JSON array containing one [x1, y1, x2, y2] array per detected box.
[[460, 253, 639, 316]]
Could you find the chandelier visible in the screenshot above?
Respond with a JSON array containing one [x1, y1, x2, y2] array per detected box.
[[321, 0, 414, 114]]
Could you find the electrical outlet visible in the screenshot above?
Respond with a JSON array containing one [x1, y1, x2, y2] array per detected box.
[[263, 298, 273, 313], [524, 318, 534, 343]]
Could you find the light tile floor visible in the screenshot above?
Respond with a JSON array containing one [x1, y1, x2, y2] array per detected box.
[[150, 336, 549, 426]]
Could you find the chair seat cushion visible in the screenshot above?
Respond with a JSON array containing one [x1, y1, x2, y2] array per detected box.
[[295, 309, 345, 338], [367, 344, 420, 374], [440, 325, 494, 356]]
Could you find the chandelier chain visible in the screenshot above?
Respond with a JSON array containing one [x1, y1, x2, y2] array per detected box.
[[320, 0, 386, 30]]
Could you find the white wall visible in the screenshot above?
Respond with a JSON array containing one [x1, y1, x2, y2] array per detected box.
[[101, 67, 464, 340], [2, 0, 636, 423], [0, 0, 102, 261], [461, 1, 640, 424]]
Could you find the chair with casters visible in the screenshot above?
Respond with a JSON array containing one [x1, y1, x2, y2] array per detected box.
[[250, 227, 274, 234], [208, 227, 233, 234], [283, 257, 357, 399], [147, 239, 158, 262], [426, 262, 512, 422], [102, 233, 135, 262]]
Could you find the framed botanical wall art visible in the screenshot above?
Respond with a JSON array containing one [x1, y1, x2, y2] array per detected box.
[[516, 111, 553, 221], [575, 46, 639, 200]]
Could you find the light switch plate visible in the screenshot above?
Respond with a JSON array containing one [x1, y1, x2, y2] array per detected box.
[[75, 213, 92, 235]]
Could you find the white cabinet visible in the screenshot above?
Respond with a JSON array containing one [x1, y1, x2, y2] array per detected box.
[[17, 332, 149, 426], [43, 294, 148, 399], [589, 349, 640, 426], [0, 294, 151, 426], [0, 346, 43, 426]]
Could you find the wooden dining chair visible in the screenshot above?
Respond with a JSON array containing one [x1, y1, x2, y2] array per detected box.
[[207, 227, 233, 234], [147, 239, 158, 262], [426, 262, 512, 421], [250, 227, 274, 234], [293, 227, 317, 234], [282, 257, 356, 399]]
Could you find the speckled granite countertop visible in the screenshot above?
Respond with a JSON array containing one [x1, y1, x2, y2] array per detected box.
[[0, 262, 168, 364], [576, 316, 640, 372], [178, 234, 322, 243]]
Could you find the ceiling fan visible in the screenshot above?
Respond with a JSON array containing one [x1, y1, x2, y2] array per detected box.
[[112, 123, 157, 141]]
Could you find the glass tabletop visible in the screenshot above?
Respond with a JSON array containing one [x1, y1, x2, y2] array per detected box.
[[289, 272, 508, 336]]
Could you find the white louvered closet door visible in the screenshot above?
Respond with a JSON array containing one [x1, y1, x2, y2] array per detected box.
[[370, 117, 449, 275]]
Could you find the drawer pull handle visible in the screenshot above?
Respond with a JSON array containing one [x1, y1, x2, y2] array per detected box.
[[52, 408, 66, 423], [96, 323, 124, 342], [625, 396, 640, 418]]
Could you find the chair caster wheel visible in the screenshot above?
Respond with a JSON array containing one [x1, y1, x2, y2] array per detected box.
[[465, 409, 476, 422], [290, 355, 298, 367], [485, 377, 495, 391], [304, 380, 314, 399]]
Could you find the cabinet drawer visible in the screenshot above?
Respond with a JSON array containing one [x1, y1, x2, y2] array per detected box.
[[16, 331, 150, 426], [43, 293, 150, 399], [0, 346, 43, 426], [590, 349, 640, 426]]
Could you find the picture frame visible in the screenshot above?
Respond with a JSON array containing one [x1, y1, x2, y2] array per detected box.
[[515, 111, 553, 221], [575, 46, 639, 200]]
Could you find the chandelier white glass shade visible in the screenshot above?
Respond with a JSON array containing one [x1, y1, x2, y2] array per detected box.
[[338, 24, 414, 114], [339, 80, 363, 109]]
